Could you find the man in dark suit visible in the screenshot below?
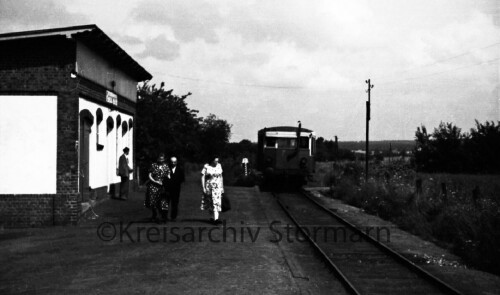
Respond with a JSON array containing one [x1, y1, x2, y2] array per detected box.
[[167, 156, 185, 221], [118, 147, 133, 200]]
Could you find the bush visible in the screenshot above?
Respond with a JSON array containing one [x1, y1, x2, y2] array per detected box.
[[327, 160, 500, 275]]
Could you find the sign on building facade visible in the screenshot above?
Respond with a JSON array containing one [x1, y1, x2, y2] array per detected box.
[[106, 90, 118, 106]]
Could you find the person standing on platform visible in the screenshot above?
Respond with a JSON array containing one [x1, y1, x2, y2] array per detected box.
[[201, 156, 224, 225], [146, 153, 171, 223], [167, 157, 185, 222], [118, 147, 133, 200]]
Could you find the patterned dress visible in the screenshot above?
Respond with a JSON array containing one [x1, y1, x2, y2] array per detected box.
[[146, 163, 171, 209], [201, 163, 224, 212]]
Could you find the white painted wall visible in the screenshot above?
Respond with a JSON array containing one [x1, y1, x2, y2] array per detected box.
[[79, 98, 134, 192], [0, 95, 57, 194]]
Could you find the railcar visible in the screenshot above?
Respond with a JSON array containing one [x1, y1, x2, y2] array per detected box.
[[257, 125, 316, 185]]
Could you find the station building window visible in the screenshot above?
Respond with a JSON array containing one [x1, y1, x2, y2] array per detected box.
[[122, 121, 128, 136], [122, 121, 129, 153], [116, 115, 121, 169], [96, 108, 103, 150], [106, 116, 114, 134]]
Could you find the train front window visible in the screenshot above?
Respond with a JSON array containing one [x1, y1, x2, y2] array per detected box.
[[265, 136, 310, 149], [276, 138, 296, 148], [299, 137, 309, 149], [265, 137, 277, 148]]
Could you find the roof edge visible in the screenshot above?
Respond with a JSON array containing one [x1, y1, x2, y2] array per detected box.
[[75, 26, 152, 81], [258, 126, 313, 133], [0, 24, 97, 39], [0, 24, 152, 81]]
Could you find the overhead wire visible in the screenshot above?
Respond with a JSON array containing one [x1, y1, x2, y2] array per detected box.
[[160, 41, 500, 90], [164, 73, 306, 89], [379, 56, 500, 86], [377, 41, 500, 79]]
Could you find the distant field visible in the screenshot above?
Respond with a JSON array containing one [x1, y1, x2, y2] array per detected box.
[[339, 140, 415, 151]]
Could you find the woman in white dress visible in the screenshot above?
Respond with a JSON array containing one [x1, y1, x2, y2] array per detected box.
[[201, 156, 224, 225]]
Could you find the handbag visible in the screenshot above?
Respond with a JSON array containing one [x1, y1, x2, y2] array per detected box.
[[161, 197, 169, 211], [221, 193, 231, 212]]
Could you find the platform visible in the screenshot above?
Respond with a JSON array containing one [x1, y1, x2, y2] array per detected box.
[[0, 174, 344, 294]]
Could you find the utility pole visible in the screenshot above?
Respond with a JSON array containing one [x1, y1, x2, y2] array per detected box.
[[333, 135, 338, 185], [334, 136, 338, 161], [365, 79, 374, 181]]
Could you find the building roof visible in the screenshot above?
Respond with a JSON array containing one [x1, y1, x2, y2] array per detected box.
[[259, 126, 313, 133], [0, 24, 152, 81]]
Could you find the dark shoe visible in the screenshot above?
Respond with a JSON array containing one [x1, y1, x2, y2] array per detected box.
[[170, 218, 177, 222], [213, 219, 222, 225]]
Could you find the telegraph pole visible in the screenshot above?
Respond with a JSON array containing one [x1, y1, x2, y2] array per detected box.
[[333, 135, 338, 185], [365, 79, 374, 181]]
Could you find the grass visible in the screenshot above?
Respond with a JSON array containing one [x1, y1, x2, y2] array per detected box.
[[322, 160, 500, 276]]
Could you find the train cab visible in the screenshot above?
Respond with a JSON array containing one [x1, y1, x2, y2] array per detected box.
[[257, 126, 316, 183]]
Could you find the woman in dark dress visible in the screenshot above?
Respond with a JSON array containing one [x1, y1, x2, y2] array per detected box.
[[146, 153, 171, 223]]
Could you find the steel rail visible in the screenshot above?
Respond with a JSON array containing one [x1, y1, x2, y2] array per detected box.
[[299, 189, 463, 295], [276, 195, 361, 295]]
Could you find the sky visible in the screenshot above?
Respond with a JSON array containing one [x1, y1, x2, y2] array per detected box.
[[1, 0, 499, 142]]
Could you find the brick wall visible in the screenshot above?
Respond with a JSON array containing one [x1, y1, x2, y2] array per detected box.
[[0, 194, 80, 227], [0, 34, 139, 227], [0, 36, 76, 92], [0, 35, 81, 227]]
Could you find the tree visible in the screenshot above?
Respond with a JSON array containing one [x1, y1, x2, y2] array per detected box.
[[225, 139, 256, 160], [467, 120, 500, 173], [413, 120, 500, 173], [314, 137, 354, 161], [198, 114, 232, 161], [135, 82, 200, 179], [414, 125, 433, 171], [135, 82, 235, 182], [432, 122, 467, 172]]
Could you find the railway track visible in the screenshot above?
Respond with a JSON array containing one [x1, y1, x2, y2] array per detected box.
[[276, 191, 463, 295]]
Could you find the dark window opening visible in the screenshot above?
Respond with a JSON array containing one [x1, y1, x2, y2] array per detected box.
[[299, 137, 309, 149], [265, 137, 277, 148], [277, 138, 296, 148], [106, 116, 114, 134], [122, 121, 128, 136], [96, 109, 104, 150]]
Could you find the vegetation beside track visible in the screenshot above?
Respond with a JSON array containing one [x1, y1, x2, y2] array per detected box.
[[318, 160, 500, 276]]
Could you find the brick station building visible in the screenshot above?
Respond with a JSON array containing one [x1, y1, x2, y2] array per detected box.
[[0, 25, 152, 227]]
